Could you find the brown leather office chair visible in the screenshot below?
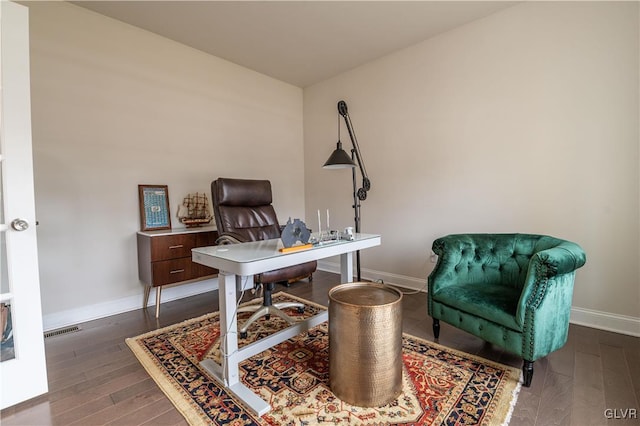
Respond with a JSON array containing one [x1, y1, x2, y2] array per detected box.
[[211, 177, 316, 338]]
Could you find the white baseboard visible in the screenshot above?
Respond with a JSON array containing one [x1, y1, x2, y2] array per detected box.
[[42, 278, 218, 332], [570, 306, 640, 337], [44, 262, 418, 332], [317, 260, 428, 293], [43, 268, 640, 339], [318, 261, 640, 337]]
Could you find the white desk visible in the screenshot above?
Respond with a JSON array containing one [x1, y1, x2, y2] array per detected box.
[[191, 233, 381, 416]]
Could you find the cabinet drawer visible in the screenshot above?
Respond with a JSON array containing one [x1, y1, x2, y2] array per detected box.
[[192, 262, 218, 278], [150, 234, 197, 261], [152, 258, 193, 286], [196, 230, 218, 247]]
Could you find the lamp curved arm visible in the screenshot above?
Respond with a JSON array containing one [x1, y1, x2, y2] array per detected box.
[[338, 100, 370, 200]]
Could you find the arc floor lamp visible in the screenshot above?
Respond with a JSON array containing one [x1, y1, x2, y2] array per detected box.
[[323, 100, 370, 281]]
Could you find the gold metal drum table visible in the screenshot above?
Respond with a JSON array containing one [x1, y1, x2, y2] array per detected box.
[[328, 282, 403, 407]]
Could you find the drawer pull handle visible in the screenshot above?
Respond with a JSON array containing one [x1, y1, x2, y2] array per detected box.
[[170, 269, 185, 274], [169, 245, 184, 249]]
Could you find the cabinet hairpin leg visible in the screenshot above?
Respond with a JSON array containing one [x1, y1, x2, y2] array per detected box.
[[143, 284, 151, 309], [155, 286, 162, 318]]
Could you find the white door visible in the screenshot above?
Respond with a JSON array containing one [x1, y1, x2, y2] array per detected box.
[[0, 0, 48, 409]]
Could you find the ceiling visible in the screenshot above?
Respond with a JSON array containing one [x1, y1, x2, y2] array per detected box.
[[72, 1, 517, 88]]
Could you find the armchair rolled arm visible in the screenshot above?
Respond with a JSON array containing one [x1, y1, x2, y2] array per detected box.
[[515, 241, 586, 329], [532, 242, 586, 278], [427, 236, 467, 293], [520, 242, 586, 304]]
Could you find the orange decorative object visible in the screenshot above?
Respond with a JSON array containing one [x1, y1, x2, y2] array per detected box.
[[278, 243, 313, 253]]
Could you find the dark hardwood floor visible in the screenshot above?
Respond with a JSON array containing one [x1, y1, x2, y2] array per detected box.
[[2, 271, 638, 425]]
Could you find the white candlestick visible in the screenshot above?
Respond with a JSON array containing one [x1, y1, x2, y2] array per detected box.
[[326, 209, 330, 231], [317, 209, 321, 233]]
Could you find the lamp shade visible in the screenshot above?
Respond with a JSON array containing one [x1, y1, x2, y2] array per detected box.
[[323, 141, 356, 169]]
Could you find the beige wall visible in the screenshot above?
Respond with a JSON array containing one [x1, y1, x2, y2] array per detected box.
[[304, 2, 639, 326], [25, 1, 639, 334], [27, 2, 305, 319]]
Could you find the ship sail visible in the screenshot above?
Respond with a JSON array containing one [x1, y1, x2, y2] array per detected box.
[[177, 192, 213, 227]]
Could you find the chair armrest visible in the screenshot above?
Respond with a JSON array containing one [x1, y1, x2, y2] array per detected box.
[[515, 241, 586, 327], [532, 241, 586, 277], [520, 242, 586, 304], [427, 236, 466, 293], [215, 232, 248, 245]]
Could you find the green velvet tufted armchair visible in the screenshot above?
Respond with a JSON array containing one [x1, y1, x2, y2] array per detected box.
[[427, 234, 586, 387]]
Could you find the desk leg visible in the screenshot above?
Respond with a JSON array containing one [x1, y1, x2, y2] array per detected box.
[[218, 272, 240, 386], [199, 271, 271, 417], [340, 252, 354, 283]]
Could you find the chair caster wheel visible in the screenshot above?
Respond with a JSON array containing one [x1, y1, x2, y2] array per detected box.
[[240, 331, 247, 339], [297, 307, 305, 314]]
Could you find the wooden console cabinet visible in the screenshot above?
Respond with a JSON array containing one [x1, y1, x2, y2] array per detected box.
[[137, 226, 218, 317]]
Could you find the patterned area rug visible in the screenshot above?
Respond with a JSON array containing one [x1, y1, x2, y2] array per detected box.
[[126, 292, 521, 425]]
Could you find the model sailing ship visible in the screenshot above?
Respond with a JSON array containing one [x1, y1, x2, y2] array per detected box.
[[177, 192, 213, 227]]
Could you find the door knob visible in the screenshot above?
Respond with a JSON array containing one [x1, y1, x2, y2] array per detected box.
[[11, 218, 29, 231]]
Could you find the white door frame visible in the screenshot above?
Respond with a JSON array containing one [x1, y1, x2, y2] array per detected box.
[[0, 0, 48, 409]]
